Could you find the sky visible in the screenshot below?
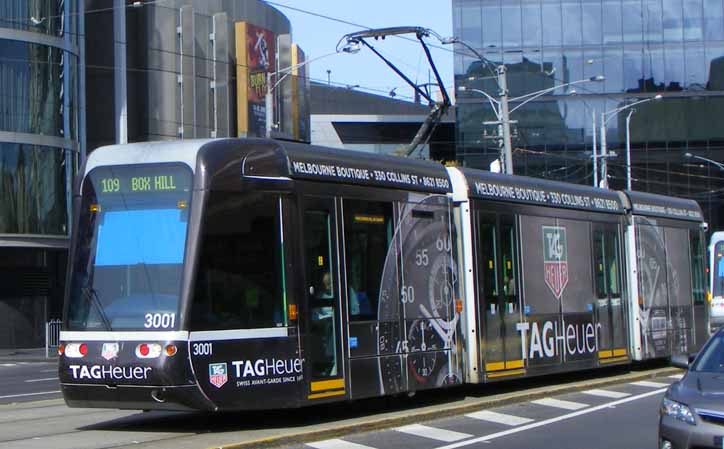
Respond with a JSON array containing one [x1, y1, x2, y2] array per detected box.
[[266, 1, 455, 103]]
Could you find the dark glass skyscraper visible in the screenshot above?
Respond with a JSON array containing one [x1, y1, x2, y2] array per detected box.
[[0, 0, 83, 349], [453, 0, 724, 230]]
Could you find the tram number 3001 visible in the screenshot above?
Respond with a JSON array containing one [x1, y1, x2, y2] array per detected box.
[[144, 313, 176, 329]]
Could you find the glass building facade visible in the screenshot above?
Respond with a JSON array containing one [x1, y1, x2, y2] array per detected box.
[[0, 0, 82, 349], [453, 0, 724, 231]]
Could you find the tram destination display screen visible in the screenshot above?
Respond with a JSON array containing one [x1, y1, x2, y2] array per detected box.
[[92, 164, 192, 197]]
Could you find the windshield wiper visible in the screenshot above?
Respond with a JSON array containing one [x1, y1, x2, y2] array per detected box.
[[83, 286, 112, 331]]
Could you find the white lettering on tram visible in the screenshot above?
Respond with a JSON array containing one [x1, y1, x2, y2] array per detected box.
[[231, 358, 303, 378], [69, 365, 151, 381], [516, 320, 601, 360]]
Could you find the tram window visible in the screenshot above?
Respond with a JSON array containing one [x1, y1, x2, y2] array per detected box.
[[190, 192, 286, 331], [501, 217, 517, 305], [477, 215, 499, 300], [343, 200, 393, 321], [690, 230, 706, 305], [606, 230, 621, 297], [714, 242, 724, 298], [594, 230, 607, 299]]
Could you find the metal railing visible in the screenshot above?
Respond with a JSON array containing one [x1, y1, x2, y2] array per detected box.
[[45, 319, 62, 358]]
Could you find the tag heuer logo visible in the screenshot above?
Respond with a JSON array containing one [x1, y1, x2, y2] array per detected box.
[[543, 226, 568, 299], [208, 363, 228, 389]]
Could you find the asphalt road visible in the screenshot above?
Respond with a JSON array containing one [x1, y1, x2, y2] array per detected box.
[[285, 376, 677, 449], [0, 361, 61, 404]]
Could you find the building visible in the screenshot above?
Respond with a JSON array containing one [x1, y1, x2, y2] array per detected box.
[[453, 0, 724, 231], [310, 81, 455, 161], [0, 1, 84, 349], [85, 0, 310, 151]]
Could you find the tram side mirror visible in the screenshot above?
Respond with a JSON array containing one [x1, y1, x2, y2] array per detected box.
[[309, 286, 315, 296], [670, 354, 690, 370]]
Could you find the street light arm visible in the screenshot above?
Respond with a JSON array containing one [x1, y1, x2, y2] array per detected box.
[[686, 153, 724, 171], [458, 87, 501, 118], [603, 95, 662, 124], [268, 50, 344, 94], [441, 37, 499, 80], [508, 77, 602, 114]]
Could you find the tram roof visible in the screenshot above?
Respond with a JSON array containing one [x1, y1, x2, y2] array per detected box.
[[200, 139, 453, 194], [622, 190, 704, 222], [458, 167, 625, 214]]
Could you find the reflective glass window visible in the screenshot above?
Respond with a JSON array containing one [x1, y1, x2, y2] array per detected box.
[[584, 49, 605, 93], [562, 2, 582, 45], [542, 0, 563, 46], [561, 50, 584, 91], [0, 40, 76, 138], [685, 44, 707, 89], [665, 45, 685, 90], [683, 0, 704, 41], [0, 0, 68, 38], [582, 0, 603, 45], [603, 0, 623, 44], [623, 48, 644, 91], [663, 0, 684, 42], [604, 48, 624, 92], [482, 2, 502, 49], [0, 144, 68, 235], [704, 0, 724, 40], [622, 0, 643, 42], [460, 0, 483, 51], [705, 45, 724, 91], [644, 0, 664, 42], [502, 1, 522, 48], [522, 0, 542, 47], [643, 47, 666, 91]]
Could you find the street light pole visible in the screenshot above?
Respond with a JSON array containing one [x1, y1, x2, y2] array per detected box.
[[625, 109, 634, 190], [498, 65, 514, 175], [599, 94, 662, 189], [592, 110, 598, 187]]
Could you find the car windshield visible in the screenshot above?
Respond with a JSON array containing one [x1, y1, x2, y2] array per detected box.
[[692, 332, 724, 373], [66, 163, 192, 331]]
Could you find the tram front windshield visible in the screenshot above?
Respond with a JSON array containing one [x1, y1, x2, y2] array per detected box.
[[714, 242, 724, 298], [67, 163, 192, 331]]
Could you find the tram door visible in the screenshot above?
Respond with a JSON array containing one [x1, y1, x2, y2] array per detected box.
[[593, 225, 626, 359], [302, 197, 346, 400], [477, 212, 523, 377]]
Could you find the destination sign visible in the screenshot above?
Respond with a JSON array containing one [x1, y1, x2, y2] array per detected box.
[[464, 168, 623, 214], [89, 164, 192, 196]]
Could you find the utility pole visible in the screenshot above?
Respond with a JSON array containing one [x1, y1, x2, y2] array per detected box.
[[498, 65, 514, 175], [625, 109, 634, 190], [600, 111, 608, 188], [592, 110, 598, 187]]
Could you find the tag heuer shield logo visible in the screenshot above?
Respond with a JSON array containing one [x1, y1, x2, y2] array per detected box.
[[208, 363, 228, 389], [543, 226, 568, 299]]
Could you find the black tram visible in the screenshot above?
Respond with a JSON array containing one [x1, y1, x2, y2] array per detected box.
[[59, 138, 708, 411]]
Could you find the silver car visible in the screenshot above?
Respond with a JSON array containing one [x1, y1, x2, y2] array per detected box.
[[659, 329, 724, 449]]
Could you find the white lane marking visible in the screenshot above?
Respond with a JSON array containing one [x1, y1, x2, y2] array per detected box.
[[668, 374, 684, 380], [436, 388, 666, 449], [41, 369, 57, 373], [0, 364, 16, 367], [306, 439, 377, 449], [465, 410, 534, 426], [531, 398, 588, 411], [631, 380, 670, 388], [396, 424, 472, 442], [582, 389, 630, 399], [0, 391, 61, 400], [24, 377, 58, 383]]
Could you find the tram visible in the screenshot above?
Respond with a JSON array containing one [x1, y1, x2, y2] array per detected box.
[[59, 138, 708, 411]]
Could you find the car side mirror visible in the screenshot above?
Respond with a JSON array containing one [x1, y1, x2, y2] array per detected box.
[[671, 354, 690, 370]]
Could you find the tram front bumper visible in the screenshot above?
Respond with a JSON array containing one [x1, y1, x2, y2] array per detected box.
[[61, 383, 213, 411]]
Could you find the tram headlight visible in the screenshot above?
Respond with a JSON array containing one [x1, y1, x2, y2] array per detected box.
[[165, 344, 178, 357], [65, 343, 87, 358], [661, 397, 696, 425], [135, 343, 162, 359]]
